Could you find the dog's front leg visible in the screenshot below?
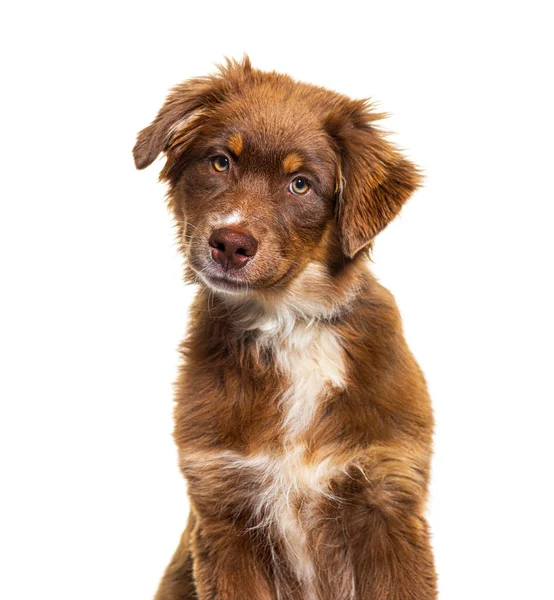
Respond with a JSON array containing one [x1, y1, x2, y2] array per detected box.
[[154, 511, 198, 600], [351, 507, 437, 600], [190, 522, 276, 600], [312, 446, 437, 600], [348, 447, 437, 600]]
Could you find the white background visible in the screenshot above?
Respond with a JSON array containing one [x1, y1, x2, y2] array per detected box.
[[1, 2, 553, 598]]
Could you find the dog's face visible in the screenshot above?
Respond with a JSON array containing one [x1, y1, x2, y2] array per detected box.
[[170, 98, 338, 294], [134, 58, 420, 296]]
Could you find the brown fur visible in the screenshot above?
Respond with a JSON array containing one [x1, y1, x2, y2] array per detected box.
[[134, 57, 436, 599]]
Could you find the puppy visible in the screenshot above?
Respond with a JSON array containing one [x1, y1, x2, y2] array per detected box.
[[134, 57, 437, 600]]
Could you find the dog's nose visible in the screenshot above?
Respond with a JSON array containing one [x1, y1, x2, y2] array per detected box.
[[208, 227, 258, 271]]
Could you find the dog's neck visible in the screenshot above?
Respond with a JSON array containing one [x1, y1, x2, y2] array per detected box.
[[197, 258, 370, 342]]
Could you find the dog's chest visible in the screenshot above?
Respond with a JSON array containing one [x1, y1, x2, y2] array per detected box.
[[252, 322, 347, 593], [183, 322, 349, 594], [268, 321, 346, 439]]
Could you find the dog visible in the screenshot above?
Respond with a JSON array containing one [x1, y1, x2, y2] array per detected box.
[[133, 57, 437, 600]]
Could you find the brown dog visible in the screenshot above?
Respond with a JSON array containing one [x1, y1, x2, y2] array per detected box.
[[133, 57, 436, 600]]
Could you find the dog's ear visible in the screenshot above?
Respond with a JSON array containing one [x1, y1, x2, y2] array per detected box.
[[132, 77, 219, 172], [133, 56, 255, 174], [327, 100, 422, 258]]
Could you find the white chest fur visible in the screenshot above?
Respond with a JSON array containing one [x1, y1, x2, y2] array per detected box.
[[273, 322, 346, 440], [255, 321, 347, 596]]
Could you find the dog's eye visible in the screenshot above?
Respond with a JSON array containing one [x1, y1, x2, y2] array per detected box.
[[211, 155, 229, 173], [289, 177, 310, 195]]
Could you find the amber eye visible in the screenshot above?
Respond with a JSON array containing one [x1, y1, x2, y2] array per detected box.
[[211, 155, 229, 173], [289, 177, 310, 195]]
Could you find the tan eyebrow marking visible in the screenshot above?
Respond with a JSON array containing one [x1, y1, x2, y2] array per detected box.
[[283, 152, 303, 174], [227, 132, 244, 156]]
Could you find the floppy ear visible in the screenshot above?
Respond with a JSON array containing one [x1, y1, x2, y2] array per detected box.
[[328, 100, 422, 258], [133, 56, 254, 174], [132, 77, 219, 172]]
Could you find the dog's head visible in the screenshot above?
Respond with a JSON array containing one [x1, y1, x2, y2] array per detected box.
[[134, 58, 420, 297]]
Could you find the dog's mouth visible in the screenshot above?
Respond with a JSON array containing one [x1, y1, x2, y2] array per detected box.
[[190, 256, 297, 295], [198, 269, 251, 293], [190, 260, 255, 294]]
